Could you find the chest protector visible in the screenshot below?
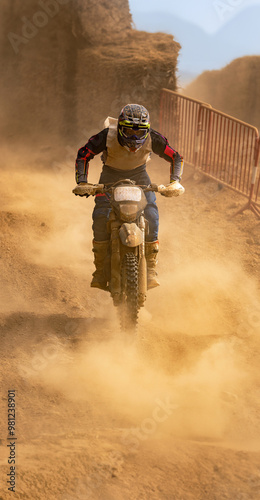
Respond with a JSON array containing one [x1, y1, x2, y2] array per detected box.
[[103, 117, 152, 171]]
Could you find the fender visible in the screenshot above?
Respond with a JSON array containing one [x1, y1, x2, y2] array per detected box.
[[119, 223, 143, 247]]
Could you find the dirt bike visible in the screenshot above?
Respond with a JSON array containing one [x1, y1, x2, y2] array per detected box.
[[74, 179, 168, 333]]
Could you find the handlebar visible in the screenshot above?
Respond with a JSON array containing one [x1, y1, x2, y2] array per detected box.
[[94, 183, 161, 193], [72, 182, 162, 197]]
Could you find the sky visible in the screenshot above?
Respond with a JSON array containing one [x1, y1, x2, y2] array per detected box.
[[129, 0, 260, 81], [129, 0, 260, 34]]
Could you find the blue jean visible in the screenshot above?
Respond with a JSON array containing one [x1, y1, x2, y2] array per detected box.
[[92, 164, 159, 242]]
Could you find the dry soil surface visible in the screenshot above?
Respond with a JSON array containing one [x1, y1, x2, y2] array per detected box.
[[0, 155, 260, 500]]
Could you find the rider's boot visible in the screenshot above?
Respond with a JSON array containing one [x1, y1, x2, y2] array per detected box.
[[91, 240, 110, 290], [145, 240, 160, 290]]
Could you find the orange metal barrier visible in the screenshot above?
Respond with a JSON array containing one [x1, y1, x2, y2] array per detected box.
[[159, 89, 260, 218], [255, 157, 260, 214], [195, 106, 260, 217], [159, 89, 211, 166]]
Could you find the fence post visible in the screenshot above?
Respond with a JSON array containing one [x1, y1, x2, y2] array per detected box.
[[159, 90, 165, 132], [194, 105, 203, 169], [234, 132, 260, 219], [255, 138, 260, 205], [205, 109, 213, 174]]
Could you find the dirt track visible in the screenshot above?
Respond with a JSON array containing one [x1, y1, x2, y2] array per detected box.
[[0, 156, 260, 500]]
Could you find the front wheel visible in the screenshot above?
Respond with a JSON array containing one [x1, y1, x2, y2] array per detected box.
[[120, 252, 139, 333]]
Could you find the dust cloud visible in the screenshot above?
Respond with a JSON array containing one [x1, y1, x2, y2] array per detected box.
[[6, 161, 259, 453], [1, 154, 260, 499]]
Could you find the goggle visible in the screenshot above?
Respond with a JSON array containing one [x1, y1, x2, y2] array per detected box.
[[121, 126, 149, 139]]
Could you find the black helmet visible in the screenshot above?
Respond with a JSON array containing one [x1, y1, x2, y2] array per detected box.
[[118, 104, 151, 152]]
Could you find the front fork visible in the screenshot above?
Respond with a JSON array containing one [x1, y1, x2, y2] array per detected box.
[[109, 212, 147, 307], [110, 213, 121, 305], [138, 215, 147, 307]]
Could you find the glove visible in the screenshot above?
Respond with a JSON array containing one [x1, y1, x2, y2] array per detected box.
[[158, 181, 185, 197], [72, 182, 96, 197]]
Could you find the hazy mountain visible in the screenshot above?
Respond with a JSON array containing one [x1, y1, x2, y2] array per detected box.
[[131, 6, 260, 76]]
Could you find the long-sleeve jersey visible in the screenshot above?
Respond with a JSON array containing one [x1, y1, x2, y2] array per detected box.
[[75, 128, 183, 184]]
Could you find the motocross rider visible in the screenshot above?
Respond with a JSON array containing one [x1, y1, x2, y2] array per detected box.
[[73, 103, 184, 291]]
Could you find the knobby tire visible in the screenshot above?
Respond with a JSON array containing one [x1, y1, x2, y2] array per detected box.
[[120, 252, 139, 333]]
